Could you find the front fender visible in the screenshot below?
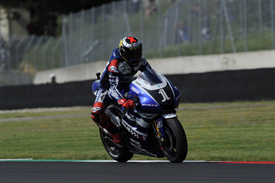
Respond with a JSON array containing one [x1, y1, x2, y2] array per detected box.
[[161, 113, 177, 119]]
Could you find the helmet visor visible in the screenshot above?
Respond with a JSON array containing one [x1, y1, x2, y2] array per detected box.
[[124, 49, 142, 62], [125, 59, 141, 67]]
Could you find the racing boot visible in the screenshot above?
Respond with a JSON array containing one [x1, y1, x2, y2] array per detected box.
[[91, 113, 122, 144]]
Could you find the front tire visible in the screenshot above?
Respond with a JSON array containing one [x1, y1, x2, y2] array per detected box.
[[161, 118, 188, 163], [99, 128, 133, 162]]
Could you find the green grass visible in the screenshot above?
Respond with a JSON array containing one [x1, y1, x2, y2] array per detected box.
[[178, 102, 275, 161], [0, 108, 87, 119], [0, 101, 275, 161]]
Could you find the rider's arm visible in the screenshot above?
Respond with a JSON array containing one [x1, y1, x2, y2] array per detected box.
[[107, 59, 124, 101]]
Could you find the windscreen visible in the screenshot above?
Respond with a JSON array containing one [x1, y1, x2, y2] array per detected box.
[[138, 70, 162, 86]]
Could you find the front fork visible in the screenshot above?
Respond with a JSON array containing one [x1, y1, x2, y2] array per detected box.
[[153, 117, 167, 147]]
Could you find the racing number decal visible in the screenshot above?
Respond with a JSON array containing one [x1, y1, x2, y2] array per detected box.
[[158, 89, 170, 102]]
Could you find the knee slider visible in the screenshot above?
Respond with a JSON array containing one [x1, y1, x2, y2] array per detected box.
[[91, 102, 105, 114], [91, 102, 108, 126]]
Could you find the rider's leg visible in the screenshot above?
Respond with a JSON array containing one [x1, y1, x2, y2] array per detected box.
[[91, 90, 121, 144]]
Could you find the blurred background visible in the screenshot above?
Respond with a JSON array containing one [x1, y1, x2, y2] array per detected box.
[[0, 0, 274, 86]]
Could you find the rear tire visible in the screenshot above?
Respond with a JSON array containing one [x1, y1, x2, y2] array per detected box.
[[99, 128, 133, 162], [161, 118, 188, 163]]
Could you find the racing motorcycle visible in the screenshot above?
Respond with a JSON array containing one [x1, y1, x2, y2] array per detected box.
[[92, 70, 188, 163]]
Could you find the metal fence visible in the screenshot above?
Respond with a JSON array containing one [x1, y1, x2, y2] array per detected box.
[[0, 35, 62, 86], [62, 0, 275, 66], [1, 0, 275, 86]]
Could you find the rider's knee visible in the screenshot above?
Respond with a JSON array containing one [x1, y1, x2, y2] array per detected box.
[[91, 102, 108, 126]]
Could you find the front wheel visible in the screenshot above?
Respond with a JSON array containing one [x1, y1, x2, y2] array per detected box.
[[99, 128, 133, 162], [161, 118, 188, 163]]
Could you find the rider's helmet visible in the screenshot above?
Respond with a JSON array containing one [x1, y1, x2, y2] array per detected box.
[[119, 36, 143, 67]]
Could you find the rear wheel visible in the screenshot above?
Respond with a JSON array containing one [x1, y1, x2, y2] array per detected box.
[[161, 118, 188, 163], [99, 128, 133, 162]]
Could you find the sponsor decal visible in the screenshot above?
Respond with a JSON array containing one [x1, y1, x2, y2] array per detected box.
[[121, 119, 147, 140], [108, 89, 120, 100], [135, 81, 142, 86], [131, 86, 140, 94], [95, 90, 108, 103], [142, 104, 158, 107], [156, 120, 163, 128]]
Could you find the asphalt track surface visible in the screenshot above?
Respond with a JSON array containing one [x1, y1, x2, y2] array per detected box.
[[1, 161, 275, 183]]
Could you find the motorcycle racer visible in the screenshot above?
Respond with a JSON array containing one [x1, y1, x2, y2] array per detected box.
[[91, 36, 154, 144]]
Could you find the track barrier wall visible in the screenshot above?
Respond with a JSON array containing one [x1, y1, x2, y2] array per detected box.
[[1, 67, 275, 110], [0, 80, 94, 110]]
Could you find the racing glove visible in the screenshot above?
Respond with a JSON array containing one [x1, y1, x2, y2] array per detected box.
[[118, 98, 135, 109]]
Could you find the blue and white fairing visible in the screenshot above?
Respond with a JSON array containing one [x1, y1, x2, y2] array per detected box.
[[127, 70, 180, 114]]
